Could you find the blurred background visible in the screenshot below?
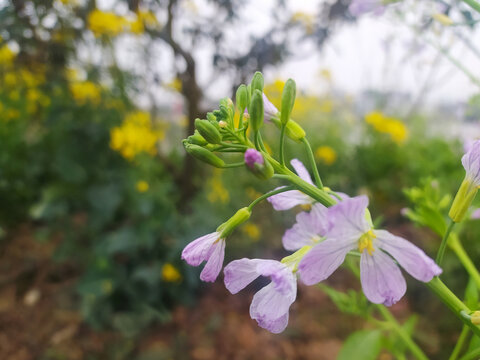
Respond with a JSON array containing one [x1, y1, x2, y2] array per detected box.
[[2, 0, 480, 359]]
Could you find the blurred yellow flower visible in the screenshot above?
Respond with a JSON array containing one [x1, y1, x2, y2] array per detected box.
[[207, 169, 229, 203], [129, 11, 159, 33], [242, 223, 261, 241], [432, 13, 454, 26], [246, 187, 263, 201], [365, 111, 408, 144], [88, 9, 129, 37], [162, 263, 182, 282], [136, 180, 149, 193], [166, 77, 182, 93], [318, 68, 332, 82], [110, 111, 164, 160], [0, 44, 15, 65], [70, 81, 101, 104], [315, 146, 337, 165], [290, 11, 315, 34]]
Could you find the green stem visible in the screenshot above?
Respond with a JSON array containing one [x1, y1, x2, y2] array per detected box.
[[301, 137, 323, 188], [279, 124, 287, 167], [376, 305, 428, 360], [222, 162, 246, 168], [426, 277, 480, 338], [247, 186, 295, 210], [219, 142, 247, 149], [459, 348, 480, 360], [449, 234, 480, 290], [449, 325, 470, 360], [436, 220, 455, 265], [462, 0, 480, 14]]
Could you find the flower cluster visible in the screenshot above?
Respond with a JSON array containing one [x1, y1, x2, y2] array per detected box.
[[365, 111, 409, 144]]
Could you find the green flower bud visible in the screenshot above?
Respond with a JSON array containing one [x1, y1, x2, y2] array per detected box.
[[281, 79, 296, 125], [236, 84, 248, 111], [184, 143, 225, 168], [249, 89, 264, 132], [187, 130, 208, 146], [195, 118, 222, 144], [250, 71, 264, 94], [217, 207, 252, 237], [270, 117, 306, 142], [449, 178, 478, 222]]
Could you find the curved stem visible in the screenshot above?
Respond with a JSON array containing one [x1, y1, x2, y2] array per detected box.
[[376, 305, 428, 360], [462, 0, 480, 14], [436, 220, 455, 265], [449, 325, 470, 360], [279, 123, 287, 167], [459, 347, 480, 360], [222, 162, 245, 168], [449, 234, 480, 289], [247, 186, 295, 210], [301, 137, 323, 188]]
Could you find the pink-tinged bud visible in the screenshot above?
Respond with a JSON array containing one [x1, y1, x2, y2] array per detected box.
[[244, 148, 264, 169], [262, 94, 279, 122]]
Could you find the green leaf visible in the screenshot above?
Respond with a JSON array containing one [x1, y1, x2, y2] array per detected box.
[[338, 330, 384, 360]]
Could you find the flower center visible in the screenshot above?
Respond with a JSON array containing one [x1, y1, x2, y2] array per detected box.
[[358, 230, 376, 256]]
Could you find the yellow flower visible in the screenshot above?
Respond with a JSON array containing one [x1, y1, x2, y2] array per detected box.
[[315, 146, 337, 165], [129, 11, 159, 33], [136, 180, 149, 193], [110, 111, 164, 160], [207, 169, 229, 203], [290, 11, 315, 34], [365, 111, 408, 144], [166, 77, 182, 93], [88, 9, 129, 37], [242, 223, 261, 241], [0, 44, 15, 65], [70, 81, 101, 104], [162, 263, 182, 282]]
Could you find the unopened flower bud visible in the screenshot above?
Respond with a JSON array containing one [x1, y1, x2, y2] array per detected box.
[[184, 143, 225, 168], [236, 84, 249, 111], [244, 148, 274, 180], [219, 121, 227, 128], [187, 130, 208, 146], [250, 71, 264, 94], [263, 94, 279, 122], [217, 207, 252, 237], [195, 118, 222, 144], [271, 117, 306, 142], [471, 311, 480, 325], [249, 89, 264, 132], [281, 79, 296, 125]]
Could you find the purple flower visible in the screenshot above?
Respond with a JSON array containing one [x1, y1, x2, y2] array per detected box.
[[282, 203, 330, 251], [298, 196, 442, 306], [349, 0, 385, 16], [181, 232, 225, 282], [224, 258, 297, 333], [462, 140, 480, 185], [245, 148, 264, 169], [263, 94, 279, 122], [268, 159, 314, 210]]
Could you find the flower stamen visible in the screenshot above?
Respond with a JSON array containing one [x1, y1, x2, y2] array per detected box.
[[358, 230, 376, 255]]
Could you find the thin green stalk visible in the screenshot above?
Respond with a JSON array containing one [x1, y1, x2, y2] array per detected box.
[[449, 234, 480, 290], [279, 124, 286, 167], [437, 220, 455, 265], [426, 277, 480, 338], [376, 305, 428, 360], [449, 325, 470, 360], [462, 0, 480, 14], [219, 142, 247, 149], [301, 137, 323, 188], [222, 162, 246, 168], [247, 186, 295, 211], [459, 347, 480, 360]]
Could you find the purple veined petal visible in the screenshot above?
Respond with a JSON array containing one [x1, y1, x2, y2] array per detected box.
[[360, 249, 406, 306], [249, 281, 296, 332], [282, 204, 328, 251], [297, 237, 357, 285], [200, 239, 226, 282], [326, 195, 370, 242], [262, 93, 279, 122], [291, 159, 314, 185], [255, 260, 297, 296], [181, 232, 220, 266], [462, 140, 480, 185], [255, 311, 289, 334], [375, 230, 442, 282], [267, 186, 312, 211], [224, 258, 262, 294]]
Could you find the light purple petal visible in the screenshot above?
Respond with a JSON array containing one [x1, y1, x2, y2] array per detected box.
[[200, 239, 226, 282], [472, 208, 480, 219], [181, 232, 220, 266], [462, 140, 480, 185], [326, 195, 370, 242], [255, 261, 297, 296], [267, 186, 312, 211], [291, 159, 314, 185], [262, 93, 279, 122], [298, 238, 356, 285], [255, 312, 289, 334], [349, 0, 385, 16], [224, 258, 262, 294], [245, 148, 264, 169], [282, 203, 329, 251], [360, 250, 406, 306], [375, 230, 442, 282], [249, 281, 296, 333]]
